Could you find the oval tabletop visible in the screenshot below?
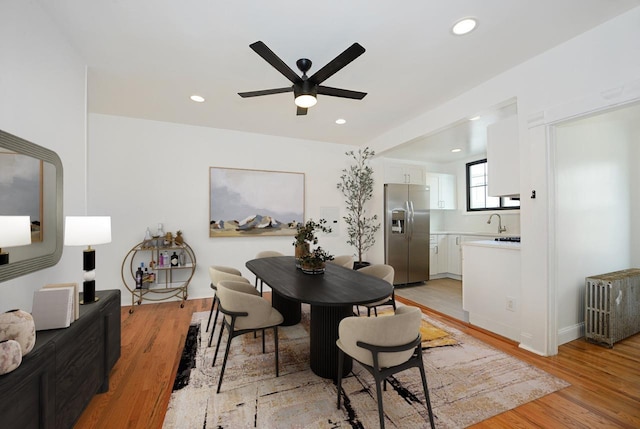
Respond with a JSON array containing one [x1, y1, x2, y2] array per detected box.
[[246, 256, 393, 306]]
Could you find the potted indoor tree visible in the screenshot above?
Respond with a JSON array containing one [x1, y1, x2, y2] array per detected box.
[[336, 147, 380, 269]]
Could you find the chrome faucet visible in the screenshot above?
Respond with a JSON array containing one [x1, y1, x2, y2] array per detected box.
[[487, 213, 507, 233]]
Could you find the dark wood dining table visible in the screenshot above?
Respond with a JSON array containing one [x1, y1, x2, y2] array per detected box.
[[246, 256, 393, 380]]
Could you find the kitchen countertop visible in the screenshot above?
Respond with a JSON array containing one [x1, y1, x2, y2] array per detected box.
[[462, 239, 521, 250], [431, 231, 520, 238]]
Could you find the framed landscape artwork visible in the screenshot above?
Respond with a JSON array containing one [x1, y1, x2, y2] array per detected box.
[[0, 152, 43, 242], [209, 167, 305, 237]]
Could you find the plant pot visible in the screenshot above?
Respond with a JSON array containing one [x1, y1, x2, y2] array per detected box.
[[294, 243, 310, 268], [353, 261, 371, 270], [301, 262, 325, 275]]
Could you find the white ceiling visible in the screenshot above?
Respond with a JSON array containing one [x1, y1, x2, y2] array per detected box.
[[382, 100, 518, 164], [38, 0, 639, 162]]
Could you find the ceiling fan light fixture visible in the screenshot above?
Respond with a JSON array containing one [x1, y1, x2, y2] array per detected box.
[[295, 94, 317, 108]]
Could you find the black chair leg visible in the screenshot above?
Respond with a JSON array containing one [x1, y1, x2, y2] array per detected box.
[[208, 297, 221, 347], [254, 277, 264, 296], [216, 328, 234, 393], [418, 359, 436, 429], [212, 321, 226, 367], [374, 378, 386, 429], [336, 349, 344, 409], [274, 326, 279, 377], [206, 293, 216, 332]]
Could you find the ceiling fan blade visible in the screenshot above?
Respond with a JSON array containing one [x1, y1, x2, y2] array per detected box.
[[317, 86, 367, 100], [238, 87, 293, 98], [249, 41, 302, 85], [308, 43, 365, 85], [296, 106, 308, 116]]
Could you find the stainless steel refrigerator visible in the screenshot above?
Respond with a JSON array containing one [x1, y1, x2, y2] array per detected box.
[[384, 184, 430, 285]]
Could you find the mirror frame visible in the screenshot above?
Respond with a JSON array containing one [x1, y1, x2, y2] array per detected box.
[[0, 129, 63, 282]]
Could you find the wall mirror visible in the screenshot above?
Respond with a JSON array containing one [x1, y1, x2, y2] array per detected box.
[[0, 129, 63, 282]]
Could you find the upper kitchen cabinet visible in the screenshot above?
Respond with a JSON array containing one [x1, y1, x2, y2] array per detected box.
[[426, 172, 456, 210], [487, 115, 520, 197], [384, 162, 425, 185]]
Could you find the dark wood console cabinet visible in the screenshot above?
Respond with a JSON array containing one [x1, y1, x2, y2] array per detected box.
[[0, 289, 121, 429]]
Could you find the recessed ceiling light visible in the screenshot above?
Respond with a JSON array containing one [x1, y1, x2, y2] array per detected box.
[[190, 95, 205, 103], [335, 118, 346, 125], [452, 18, 477, 36], [469, 115, 480, 121], [451, 148, 462, 153]]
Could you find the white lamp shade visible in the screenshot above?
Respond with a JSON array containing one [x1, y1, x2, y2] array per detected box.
[[0, 216, 32, 247], [64, 216, 112, 246]]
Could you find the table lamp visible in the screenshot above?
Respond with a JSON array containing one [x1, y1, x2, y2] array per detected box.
[[64, 216, 112, 304], [0, 216, 32, 265]]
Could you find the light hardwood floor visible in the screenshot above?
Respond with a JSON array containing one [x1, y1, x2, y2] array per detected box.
[[75, 295, 640, 428], [395, 278, 467, 321]]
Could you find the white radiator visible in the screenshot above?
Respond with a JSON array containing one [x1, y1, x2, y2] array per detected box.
[[585, 268, 640, 347]]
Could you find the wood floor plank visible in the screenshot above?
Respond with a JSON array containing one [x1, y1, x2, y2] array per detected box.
[[75, 294, 640, 428]]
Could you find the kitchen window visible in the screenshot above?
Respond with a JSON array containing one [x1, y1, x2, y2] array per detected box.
[[466, 159, 520, 211]]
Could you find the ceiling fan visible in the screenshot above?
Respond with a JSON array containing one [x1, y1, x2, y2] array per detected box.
[[238, 41, 367, 115]]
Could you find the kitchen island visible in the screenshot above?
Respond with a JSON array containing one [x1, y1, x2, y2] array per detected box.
[[462, 240, 521, 341]]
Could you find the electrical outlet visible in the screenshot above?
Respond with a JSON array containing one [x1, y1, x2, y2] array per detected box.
[[506, 297, 516, 312]]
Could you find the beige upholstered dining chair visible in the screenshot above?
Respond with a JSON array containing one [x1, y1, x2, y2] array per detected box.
[[329, 255, 354, 269], [336, 306, 435, 429], [207, 266, 252, 347], [357, 264, 396, 316], [213, 280, 284, 393], [254, 250, 284, 295], [256, 250, 284, 258]]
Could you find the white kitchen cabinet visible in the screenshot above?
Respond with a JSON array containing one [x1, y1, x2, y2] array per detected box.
[[429, 235, 448, 276], [460, 235, 497, 270], [385, 163, 424, 185], [487, 115, 520, 197], [426, 172, 456, 210], [447, 235, 462, 275], [462, 240, 521, 341]]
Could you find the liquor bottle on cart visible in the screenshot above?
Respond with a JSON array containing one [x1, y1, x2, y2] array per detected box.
[[135, 264, 144, 289]]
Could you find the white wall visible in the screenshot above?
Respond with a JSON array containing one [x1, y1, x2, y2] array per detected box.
[[87, 114, 367, 305], [554, 102, 639, 344], [632, 115, 640, 266], [0, 1, 87, 312], [366, 7, 640, 355]]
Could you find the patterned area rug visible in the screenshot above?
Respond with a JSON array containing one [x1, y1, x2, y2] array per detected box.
[[163, 305, 569, 428]]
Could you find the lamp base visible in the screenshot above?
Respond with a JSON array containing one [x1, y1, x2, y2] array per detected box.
[[81, 280, 98, 305], [80, 297, 99, 305]]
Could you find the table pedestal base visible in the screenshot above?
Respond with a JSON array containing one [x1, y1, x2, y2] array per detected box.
[[272, 291, 301, 326], [310, 305, 353, 380]]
